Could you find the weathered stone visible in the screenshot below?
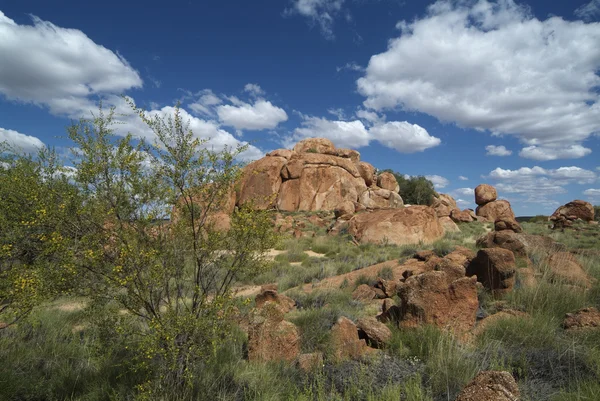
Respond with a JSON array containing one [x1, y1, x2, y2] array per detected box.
[[357, 317, 392, 348], [474, 184, 498, 206], [467, 249, 516, 293], [456, 371, 520, 401], [348, 206, 444, 246], [359, 188, 404, 209], [377, 172, 400, 192], [439, 216, 460, 233], [335, 148, 361, 163], [248, 303, 300, 362], [238, 156, 287, 209], [267, 149, 294, 159], [297, 352, 324, 372], [432, 193, 458, 217], [545, 252, 593, 289], [352, 284, 376, 301], [397, 271, 479, 334], [357, 162, 376, 187], [334, 200, 356, 218], [255, 288, 296, 313], [551, 200, 595, 223], [293, 137, 336, 154], [331, 316, 369, 361], [563, 307, 600, 330], [451, 208, 475, 223]]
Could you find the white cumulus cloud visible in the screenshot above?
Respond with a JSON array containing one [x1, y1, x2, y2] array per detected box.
[[357, 0, 600, 157], [244, 83, 265, 96], [486, 145, 512, 157], [285, 0, 346, 39], [487, 165, 597, 205], [370, 121, 441, 153], [425, 175, 449, 189], [575, 0, 600, 21], [289, 115, 440, 153], [217, 100, 288, 131], [291, 117, 371, 149], [459, 175, 469, 181], [0, 11, 142, 117], [519, 144, 592, 161], [0, 127, 45, 153], [583, 188, 600, 202]]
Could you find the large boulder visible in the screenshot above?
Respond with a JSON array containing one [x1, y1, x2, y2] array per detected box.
[[456, 371, 520, 401], [331, 316, 370, 361], [474, 184, 498, 206], [347, 206, 444, 246], [255, 287, 296, 313], [357, 162, 376, 187], [551, 200, 595, 223], [358, 188, 404, 209], [397, 271, 479, 335], [356, 317, 392, 348], [376, 172, 400, 192], [544, 252, 593, 289], [476, 200, 521, 233], [247, 303, 301, 362], [238, 156, 288, 209], [293, 137, 336, 154], [563, 307, 600, 330], [451, 208, 475, 223], [432, 193, 458, 217], [467, 248, 516, 294], [439, 216, 460, 233]]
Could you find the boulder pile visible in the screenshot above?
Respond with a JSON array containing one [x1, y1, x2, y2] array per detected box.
[[474, 184, 522, 233], [237, 138, 403, 212], [550, 200, 595, 229]]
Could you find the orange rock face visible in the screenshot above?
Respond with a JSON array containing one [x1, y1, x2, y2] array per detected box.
[[237, 156, 287, 209], [376, 172, 399, 192], [467, 248, 516, 294], [432, 193, 458, 217], [348, 206, 444, 246], [397, 271, 479, 335], [551, 199, 595, 222], [545, 252, 593, 289], [247, 303, 301, 362], [330, 316, 370, 361], [455, 371, 520, 401], [474, 184, 498, 206]]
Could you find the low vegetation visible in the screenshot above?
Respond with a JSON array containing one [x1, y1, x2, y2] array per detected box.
[[1, 106, 600, 400]]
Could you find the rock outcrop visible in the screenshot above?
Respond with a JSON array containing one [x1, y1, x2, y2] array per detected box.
[[467, 249, 516, 294], [347, 206, 444, 246], [432, 193, 457, 218], [550, 200, 595, 229], [247, 303, 300, 362], [331, 316, 371, 361], [456, 371, 520, 401], [236, 138, 404, 212], [544, 252, 593, 289], [474, 185, 522, 233], [563, 307, 600, 330], [397, 271, 479, 335]]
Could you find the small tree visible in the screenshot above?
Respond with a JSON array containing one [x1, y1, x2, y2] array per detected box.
[[0, 146, 81, 327], [68, 104, 276, 396], [385, 170, 436, 205]]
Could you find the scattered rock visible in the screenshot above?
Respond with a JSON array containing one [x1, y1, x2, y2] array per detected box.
[[352, 284, 376, 301], [451, 208, 475, 223], [297, 352, 324, 372], [551, 200, 595, 223], [455, 371, 520, 401], [357, 317, 392, 348], [255, 287, 296, 313], [248, 303, 301, 362], [439, 216, 460, 233], [331, 316, 369, 361], [467, 249, 516, 294], [293, 138, 336, 154], [432, 193, 458, 217], [334, 200, 356, 219], [397, 271, 479, 335], [545, 252, 593, 289], [348, 206, 444, 246], [376, 172, 400, 192], [474, 184, 498, 206], [563, 307, 600, 330]]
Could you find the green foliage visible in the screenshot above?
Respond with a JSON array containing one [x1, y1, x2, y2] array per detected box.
[[0, 146, 81, 326], [384, 170, 436, 205], [594, 205, 600, 222], [62, 103, 277, 397]]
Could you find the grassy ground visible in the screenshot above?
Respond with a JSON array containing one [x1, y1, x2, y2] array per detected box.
[[1, 217, 599, 400]]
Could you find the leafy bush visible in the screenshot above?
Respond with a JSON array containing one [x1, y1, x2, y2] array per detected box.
[[382, 170, 436, 205]]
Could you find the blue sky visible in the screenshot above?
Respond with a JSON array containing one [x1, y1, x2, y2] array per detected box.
[[1, 0, 599, 215]]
